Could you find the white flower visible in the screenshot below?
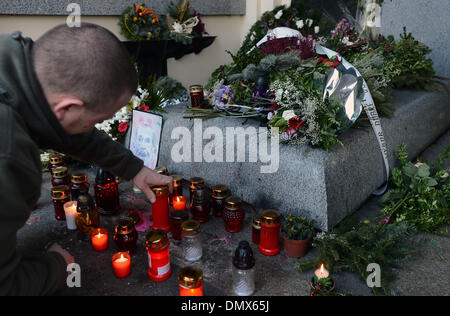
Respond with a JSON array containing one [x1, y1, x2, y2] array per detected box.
[[296, 20, 304, 29], [274, 10, 283, 20], [442, 172, 449, 179], [314, 26, 320, 34], [282, 110, 297, 121], [342, 36, 354, 46], [307, 19, 313, 27], [172, 21, 184, 33], [267, 112, 273, 120]]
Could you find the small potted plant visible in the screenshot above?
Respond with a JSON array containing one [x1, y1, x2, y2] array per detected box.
[[281, 214, 315, 258]]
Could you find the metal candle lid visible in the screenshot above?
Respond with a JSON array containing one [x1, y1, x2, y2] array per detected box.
[[181, 220, 200, 237], [71, 171, 87, 184], [51, 185, 69, 200], [171, 175, 183, 187], [154, 166, 168, 175], [261, 209, 281, 226], [178, 266, 203, 289], [145, 229, 169, 250], [151, 185, 169, 196], [52, 166, 68, 179], [170, 211, 189, 221], [49, 154, 63, 165], [95, 168, 115, 185], [114, 217, 136, 235], [225, 196, 242, 211], [189, 85, 203, 93], [189, 177, 204, 189], [252, 214, 262, 230], [212, 185, 229, 199]]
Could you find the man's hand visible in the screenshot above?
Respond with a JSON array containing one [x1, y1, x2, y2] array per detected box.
[[133, 166, 173, 203], [48, 243, 75, 266]]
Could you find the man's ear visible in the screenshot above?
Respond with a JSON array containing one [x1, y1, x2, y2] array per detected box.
[[52, 98, 85, 121]]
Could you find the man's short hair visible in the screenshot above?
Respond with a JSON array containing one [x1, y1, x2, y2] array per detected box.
[[32, 23, 137, 112]]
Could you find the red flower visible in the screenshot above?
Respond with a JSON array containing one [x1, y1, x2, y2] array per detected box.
[[139, 105, 150, 112], [289, 117, 305, 130], [317, 57, 326, 63], [118, 122, 129, 133]]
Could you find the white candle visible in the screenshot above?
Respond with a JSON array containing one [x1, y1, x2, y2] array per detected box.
[[64, 201, 78, 230], [314, 264, 329, 280]]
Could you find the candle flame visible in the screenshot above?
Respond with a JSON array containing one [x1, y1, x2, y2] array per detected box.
[[96, 233, 103, 239], [120, 254, 124, 260], [320, 264, 324, 273]]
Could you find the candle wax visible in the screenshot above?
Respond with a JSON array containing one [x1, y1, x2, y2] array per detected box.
[[179, 286, 203, 296], [173, 196, 187, 211], [112, 253, 131, 279]]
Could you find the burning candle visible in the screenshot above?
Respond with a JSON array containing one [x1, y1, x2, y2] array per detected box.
[[314, 264, 329, 281], [64, 201, 78, 230], [91, 228, 108, 252], [112, 252, 131, 279], [173, 196, 187, 211], [179, 266, 203, 296]]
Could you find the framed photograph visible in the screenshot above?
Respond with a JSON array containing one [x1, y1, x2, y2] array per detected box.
[[128, 110, 164, 170]]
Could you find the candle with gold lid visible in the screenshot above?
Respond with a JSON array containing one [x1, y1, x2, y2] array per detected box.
[[189, 177, 204, 207], [181, 220, 202, 262], [70, 171, 90, 201], [189, 85, 204, 108], [49, 154, 65, 173], [51, 166, 70, 187], [252, 215, 262, 245], [51, 185, 70, 221], [145, 229, 172, 282], [259, 209, 281, 256], [75, 193, 100, 236], [210, 185, 229, 217], [113, 217, 138, 254], [170, 174, 183, 206], [154, 166, 169, 175], [179, 266, 203, 296], [223, 196, 245, 233]]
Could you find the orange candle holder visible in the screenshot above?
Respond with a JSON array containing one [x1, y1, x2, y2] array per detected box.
[[145, 229, 172, 282], [91, 228, 108, 252], [172, 196, 187, 211], [179, 266, 203, 296], [112, 252, 131, 279]]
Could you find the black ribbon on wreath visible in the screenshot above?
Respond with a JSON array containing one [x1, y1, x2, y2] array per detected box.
[[123, 36, 216, 79]]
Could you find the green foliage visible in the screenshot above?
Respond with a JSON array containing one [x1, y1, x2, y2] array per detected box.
[[153, 76, 187, 101], [298, 218, 417, 296], [380, 144, 450, 234], [138, 75, 186, 113], [282, 214, 316, 240]]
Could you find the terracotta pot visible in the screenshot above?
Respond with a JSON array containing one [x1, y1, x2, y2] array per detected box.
[[282, 235, 311, 258]]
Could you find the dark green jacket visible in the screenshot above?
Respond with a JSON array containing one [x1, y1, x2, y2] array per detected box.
[[0, 33, 143, 295]]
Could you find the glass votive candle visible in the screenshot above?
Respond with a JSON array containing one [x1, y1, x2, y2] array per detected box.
[[171, 174, 183, 198], [259, 209, 281, 256], [173, 196, 187, 211], [232, 241, 256, 296], [179, 266, 204, 296], [91, 228, 108, 252], [63, 201, 78, 230], [181, 220, 202, 262], [113, 217, 138, 254], [145, 229, 172, 282], [170, 211, 189, 241], [95, 168, 120, 216], [223, 196, 245, 233], [189, 85, 204, 108], [190, 185, 210, 224], [189, 177, 204, 207], [51, 166, 70, 187], [210, 185, 229, 217], [112, 252, 131, 279], [252, 215, 261, 245], [75, 193, 100, 236], [151, 185, 170, 232], [49, 154, 65, 174], [70, 171, 90, 201], [51, 185, 70, 221]]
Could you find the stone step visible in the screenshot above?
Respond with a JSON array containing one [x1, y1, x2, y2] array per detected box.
[[157, 83, 450, 231]]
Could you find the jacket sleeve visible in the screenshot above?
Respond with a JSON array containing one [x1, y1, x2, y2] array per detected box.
[[64, 128, 144, 181], [0, 158, 67, 296]]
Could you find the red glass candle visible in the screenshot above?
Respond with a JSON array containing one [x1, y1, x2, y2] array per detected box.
[[252, 215, 261, 245], [179, 266, 203, 296], [171, 175, 183, 197], [170, 211, 189, 241], [113, 217, 138, 254], [173, 196, 187, 211], [146, 229, 172, 282], [70, 171, 90, 201], [51, 185, 69, 221], [95, 169, 120, 216], [223, 196, 245, 233], [189, 177, 204, 207], [51, 166, 70, 187], [190, 85, 204, 108], [91, 228, 108, 252], [190, 186, 210, 224], [210, 185, 228, 217], [259, 210, 281, 256], [112, 252, 131, 279], [151, 185, 170, 232]]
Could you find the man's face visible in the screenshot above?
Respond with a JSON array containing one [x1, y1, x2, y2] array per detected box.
[[62, 91, 133, 135]]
